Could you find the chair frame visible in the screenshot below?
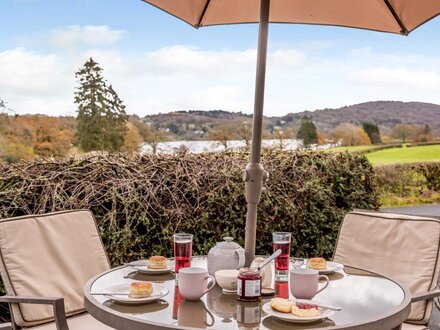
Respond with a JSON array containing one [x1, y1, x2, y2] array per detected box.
[[0, 296, 68, 330]]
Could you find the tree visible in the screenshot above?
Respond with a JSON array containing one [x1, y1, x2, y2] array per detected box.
[[273, 126, 294, 150], [362, 122, 382, 144], [131, 119, 168, 154], [234, 120, 252, 148], [122, 123, 142, 154], [207, 122, 237, 150], [413, 124, 433, 143], [330, 123, 371, 146], [74, 58, 128, 152], [391, 124, 414, 143], [296, 116, 318, 147]]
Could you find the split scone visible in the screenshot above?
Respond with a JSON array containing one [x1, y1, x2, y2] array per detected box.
[[291, 303, 320, 317], [271, 298, 293, 313], [129, 281, 153, 298], [147, 256, 168, 269], [308, 257, 327, 270]]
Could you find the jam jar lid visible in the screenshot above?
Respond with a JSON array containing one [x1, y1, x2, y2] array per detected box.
[[238, 267, 261, 275]]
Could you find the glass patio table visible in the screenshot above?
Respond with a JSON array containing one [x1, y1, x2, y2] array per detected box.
[[84, 256, 411, 330]]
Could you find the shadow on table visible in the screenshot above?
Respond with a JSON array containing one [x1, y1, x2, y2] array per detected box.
[[262, 317, 335, 329], [103, 299, 169, 314]]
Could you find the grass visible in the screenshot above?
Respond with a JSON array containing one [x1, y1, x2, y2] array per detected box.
[[325, 145, 375, 153], [366, 145, 440, 165]]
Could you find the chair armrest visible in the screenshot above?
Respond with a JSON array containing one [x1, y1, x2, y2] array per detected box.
[[0, 296, 69, 330], [0, 323, 11, 330], [411, 290, 440, 303]]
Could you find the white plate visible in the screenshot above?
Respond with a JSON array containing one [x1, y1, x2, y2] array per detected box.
[[128, 260, 174, 275], [262, 300, 336, 323], [304, 261, 344, 275], [103, 283, 169, 304]]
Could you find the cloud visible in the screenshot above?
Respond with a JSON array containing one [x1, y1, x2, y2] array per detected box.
[[353, 68, 440, 89], [48, 25, 125, 49]]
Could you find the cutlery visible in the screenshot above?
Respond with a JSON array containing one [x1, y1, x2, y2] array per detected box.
[[255, 249, 282, 272], [295, 301, 342, 311], [90, 292, 163, 298]]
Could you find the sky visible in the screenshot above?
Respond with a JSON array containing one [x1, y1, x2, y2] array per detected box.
[[1, 0, 440, 117]]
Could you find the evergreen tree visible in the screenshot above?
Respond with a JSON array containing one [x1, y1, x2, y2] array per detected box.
[[362, 122, 382, 144], [296, 116, 318, 147], [74, 58, 128, 152]]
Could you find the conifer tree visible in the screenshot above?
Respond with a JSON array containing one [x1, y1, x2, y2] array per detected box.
[[362, 122, 382, 144], [74, 58, 128, 152], [296, 115, 318, 147]]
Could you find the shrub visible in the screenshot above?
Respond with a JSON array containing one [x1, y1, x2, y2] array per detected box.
[[0, 151, 379, 321]]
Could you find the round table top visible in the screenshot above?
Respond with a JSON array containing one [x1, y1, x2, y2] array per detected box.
[[84, 257, 411, 330]]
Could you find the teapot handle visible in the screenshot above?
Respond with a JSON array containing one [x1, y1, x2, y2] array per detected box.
[[235, 249, 245, 269]]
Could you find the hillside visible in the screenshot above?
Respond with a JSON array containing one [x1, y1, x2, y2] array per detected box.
[[279, 101, 440, 133], [143, 101, 440, 139]]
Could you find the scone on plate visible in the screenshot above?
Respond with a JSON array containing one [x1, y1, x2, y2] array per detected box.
[[129, 281, 153, 298], [271, 298, 293, 313], [291, 303, 320, 317], [308, 257, 327, 270], [147, 256, 168, 269]]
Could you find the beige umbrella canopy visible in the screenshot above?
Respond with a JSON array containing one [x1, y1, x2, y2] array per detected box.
[[142, 0, 440, 265]]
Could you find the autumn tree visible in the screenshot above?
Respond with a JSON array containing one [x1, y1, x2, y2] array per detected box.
[[122, 122, 142, 154], [233, 120, 252, 148], [296, 116, 318, 147], [391, 124, 414, 143], [362, 122, 382, 144], [413, 124, 433, 143], [330, 123, 371, 146], [207, 122, 237, 150], [131, 119, 168, 154], [273, 126, 295, 150], [74, 58, 128, 152]]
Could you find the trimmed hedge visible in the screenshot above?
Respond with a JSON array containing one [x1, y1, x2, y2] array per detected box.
[[0, 151, 379, 321]]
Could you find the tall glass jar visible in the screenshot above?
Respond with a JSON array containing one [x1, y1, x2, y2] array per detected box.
[[237, 268, 261, 302]]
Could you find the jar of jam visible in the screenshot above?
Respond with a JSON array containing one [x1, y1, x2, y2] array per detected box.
[[237, 268, 261, 302]]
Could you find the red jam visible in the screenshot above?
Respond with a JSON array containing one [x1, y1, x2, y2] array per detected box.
[[237, 268, 261, 302]]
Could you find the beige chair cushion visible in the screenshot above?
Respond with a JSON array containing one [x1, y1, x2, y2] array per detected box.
[[333, 211, 440, 325], [0, 210, 110, 327], [402, 322, 428, 330], [30, 312, 114, 330]]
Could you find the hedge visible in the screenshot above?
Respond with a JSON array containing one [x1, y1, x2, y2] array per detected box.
[[0, 151, 379, 321]]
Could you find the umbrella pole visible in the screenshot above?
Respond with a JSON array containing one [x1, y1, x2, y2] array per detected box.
[[244, 0, 270, 266]]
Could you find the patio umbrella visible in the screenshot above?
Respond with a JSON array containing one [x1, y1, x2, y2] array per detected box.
[[142, 0, 440, 265]]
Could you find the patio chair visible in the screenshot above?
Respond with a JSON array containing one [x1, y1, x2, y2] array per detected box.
[[333, 211, 440, 330], [0, 210, 114, 329]]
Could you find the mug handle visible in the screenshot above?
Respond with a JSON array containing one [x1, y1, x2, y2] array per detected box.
[[203, 306, 215, 326], [203, 275, 216, 295], [235, 249, 245, 268], [316, 275, 329, 295]]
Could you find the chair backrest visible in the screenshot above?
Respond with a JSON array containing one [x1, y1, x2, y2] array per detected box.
[[333, 211, 440, 325], [0, 210, 110, 327]]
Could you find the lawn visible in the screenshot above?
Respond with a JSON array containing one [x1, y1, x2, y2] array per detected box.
[[325, 145, 375, 153], [366, 145, 440, 165]]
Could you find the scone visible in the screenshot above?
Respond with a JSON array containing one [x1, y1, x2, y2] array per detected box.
[[308, 257, 327, 270], [148, 256, 168, 269], [291, 303, 320, 317], [271, 298, 293, 313], [129, 281, 153, 298]]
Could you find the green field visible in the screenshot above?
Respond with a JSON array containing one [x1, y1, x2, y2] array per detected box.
[[366, 145, 440, 165], [325, 145, 375, 153]]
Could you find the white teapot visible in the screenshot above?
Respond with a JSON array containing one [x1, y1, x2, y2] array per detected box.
[[207, 237, 245, 275]]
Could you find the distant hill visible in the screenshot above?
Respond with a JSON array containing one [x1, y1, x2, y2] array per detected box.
[[279, 101, 440, 132], [143, 101, 440, 139]]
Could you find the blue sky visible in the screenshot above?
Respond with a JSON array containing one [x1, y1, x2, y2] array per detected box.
[[1, 0, 440, 116]]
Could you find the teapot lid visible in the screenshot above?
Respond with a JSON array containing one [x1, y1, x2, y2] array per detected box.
[[218, 237, 242, 250]]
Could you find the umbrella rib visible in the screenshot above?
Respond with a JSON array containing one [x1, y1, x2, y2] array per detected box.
[[383, 0, 409, 35], [196, 0, 212, 28]]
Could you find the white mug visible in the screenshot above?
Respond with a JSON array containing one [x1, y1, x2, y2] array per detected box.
[[179, 267, 216, 300], [290, 268, 329, 299]]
